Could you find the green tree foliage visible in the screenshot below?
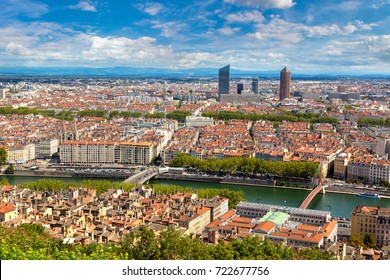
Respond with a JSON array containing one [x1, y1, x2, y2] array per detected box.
[[18, 179, 135, 195], [0, 147, 7, 165], [54, 110, 75, 120], [0, 106, 53, 116], [0, 225, 335, 260], [363, 234, 376, 248], [202, 111, 338, 124], [348, 233, 363, 247], [379, 180, 390, 188], [78, 109, 106, 118], [358, 117, 390, 127], [145, 112, 166, 118], [166, 110, 192, 122], [109, 111, 143, 118], [4, 164, 14, 174], [169, 154, 318, 179]]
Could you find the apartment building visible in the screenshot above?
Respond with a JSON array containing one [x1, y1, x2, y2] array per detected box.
[[185, 116, 214, 127], [351, 205, 390, 247], [334, 153, 350, 179], [60, 141, 153, 165], [178, 206, 211, 234], [7, 144, 36, 163], [35, 139, 59, 159], [116, 142, 153, 165], [347, 157, 390, 183]]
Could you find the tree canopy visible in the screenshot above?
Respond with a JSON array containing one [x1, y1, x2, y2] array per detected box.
[[169, 154, 318, 179], [0, 224, 335, 260]]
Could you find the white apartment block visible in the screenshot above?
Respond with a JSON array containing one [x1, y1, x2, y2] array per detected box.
[[60, 141, 153, 166], [347, 158, 390, 183], [116, 142, 153, 165], [60, 141, 116, 165], [7, 144, 36, 163], [185, 116, 214, 127], [369, 160, 390, 183], [0, 88, 8, 99], [35, 139, 59, 159], [347, 159, 371, 181]]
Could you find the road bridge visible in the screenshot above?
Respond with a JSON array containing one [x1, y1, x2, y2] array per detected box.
[[124, 169, 158, 185]]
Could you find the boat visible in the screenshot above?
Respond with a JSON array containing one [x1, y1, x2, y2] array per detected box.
[[358, 192, 380, 199]]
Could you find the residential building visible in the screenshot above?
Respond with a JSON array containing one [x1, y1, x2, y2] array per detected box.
[[60, 141, 154, 165], [185, 116, 214, 127], [0, 203, 17, 223], [7, 144, 36, 163], [351, 205, 390, 247], [35, 139, 59, 159]]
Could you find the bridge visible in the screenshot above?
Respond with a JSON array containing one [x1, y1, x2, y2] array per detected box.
[[123, 169, 158, 185], [299, 182, 327, 209], [299, 161, 327, 209]]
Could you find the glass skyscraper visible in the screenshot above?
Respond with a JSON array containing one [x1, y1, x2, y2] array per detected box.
[[218, 64, 230, 101], [251, 77, 259, 94]]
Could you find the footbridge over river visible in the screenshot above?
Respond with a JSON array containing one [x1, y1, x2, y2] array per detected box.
[[299, 182, 328, 209], [299, 161, 327, 209]]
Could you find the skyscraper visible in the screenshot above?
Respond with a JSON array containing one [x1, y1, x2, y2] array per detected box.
[[251, 77, 259, 94], [237, 83, 243, 94], [218, 64, 230, 101], [279, 67, 291, 100]]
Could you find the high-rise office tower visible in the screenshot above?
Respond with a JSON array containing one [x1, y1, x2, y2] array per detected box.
[[237, 83, 244, 94], [279, 67, 291, 100], [218, 64, 230, 101], [251, 77, 259, 94]]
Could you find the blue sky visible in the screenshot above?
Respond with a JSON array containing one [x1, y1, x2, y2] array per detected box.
[[0, 0, 389, 74]]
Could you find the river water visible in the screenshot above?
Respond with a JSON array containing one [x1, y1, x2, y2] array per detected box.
[[2, 176, 390, 218]]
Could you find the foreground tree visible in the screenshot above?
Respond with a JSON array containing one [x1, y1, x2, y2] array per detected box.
[[0, 147, 7, 165]]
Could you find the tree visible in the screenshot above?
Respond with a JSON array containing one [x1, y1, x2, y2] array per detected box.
[[5, 164, 14, 174], [349, 233, 363, 247], [0, 147, 7, 165], [363, 234, 376, 248]]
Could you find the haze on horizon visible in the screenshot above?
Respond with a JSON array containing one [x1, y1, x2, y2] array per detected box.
[[0, 0, 389, 75]]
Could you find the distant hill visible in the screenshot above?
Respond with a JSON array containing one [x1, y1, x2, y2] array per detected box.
[[0, 67, 389, 79]]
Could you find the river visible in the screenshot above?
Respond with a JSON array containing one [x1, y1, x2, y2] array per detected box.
[[2, 175, 390, 218]]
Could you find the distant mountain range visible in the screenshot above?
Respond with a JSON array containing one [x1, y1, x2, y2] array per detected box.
[[0, 67, 389, 79]]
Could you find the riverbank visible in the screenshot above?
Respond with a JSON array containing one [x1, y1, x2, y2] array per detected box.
[[3, 168, 390, 199], [155, 173, 390, 198], [8, 169, 130, 179]]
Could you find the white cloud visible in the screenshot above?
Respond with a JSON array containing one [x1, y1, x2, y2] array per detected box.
[[69, 1, 97, 12], [335, 1, 360, 10], [226, 10, 265, 23], [248, 17, 375, 43], [247, 32, 264, 40], [354, 20, 377, 30], [224, 0, 295, 9], [150, 21, 187, 38], [0, 0, 48, 19], [144, 2, 165, 16], [218, 27, 241, 35], [369, 1, 390, 9]]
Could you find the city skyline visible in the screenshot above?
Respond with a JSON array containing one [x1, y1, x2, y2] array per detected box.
[[0, 0, 389, 74]]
